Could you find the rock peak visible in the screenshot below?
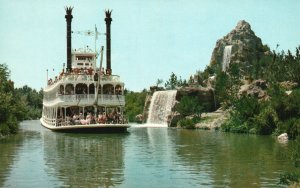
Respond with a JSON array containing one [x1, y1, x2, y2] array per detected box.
[[235, 20, 251, 31], [210, 20, 265, 70]]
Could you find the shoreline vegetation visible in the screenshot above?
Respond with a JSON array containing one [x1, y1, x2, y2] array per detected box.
[[0, 64, 42, 137]]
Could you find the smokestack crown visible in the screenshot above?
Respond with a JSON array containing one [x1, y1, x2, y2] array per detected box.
[[65, 6, 73, 18], [105, 10, 112, 21]]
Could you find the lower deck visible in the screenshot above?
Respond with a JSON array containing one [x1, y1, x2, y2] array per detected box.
[[40, 118, 130, 133]]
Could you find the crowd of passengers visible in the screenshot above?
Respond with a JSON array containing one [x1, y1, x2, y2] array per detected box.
[[48, 67, 111, 86], [57, 86, 122, 96], [57, 111, 127, 126]]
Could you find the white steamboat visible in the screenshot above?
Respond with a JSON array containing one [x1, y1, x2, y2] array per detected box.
[[40, 7, 130, 132]]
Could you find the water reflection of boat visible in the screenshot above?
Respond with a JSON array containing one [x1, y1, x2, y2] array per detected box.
[[40, 7, 129, 132], [43, 132, 126, 187]]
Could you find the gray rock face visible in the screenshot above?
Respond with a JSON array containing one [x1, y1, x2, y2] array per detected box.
[[238, 79, 269, 101], [210, 20, 266, 70]]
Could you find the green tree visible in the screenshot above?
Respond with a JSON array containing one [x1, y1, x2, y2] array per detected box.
[[0, 64, 26, 135], [156, 79, 163, 87], [165, 72, 178, 90], [175, 96, 203, 117], [125, 91, 147, 122]]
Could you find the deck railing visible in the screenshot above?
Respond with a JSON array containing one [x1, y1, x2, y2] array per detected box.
[[51, 94, 125, 105], [46, 74, 121, 89]]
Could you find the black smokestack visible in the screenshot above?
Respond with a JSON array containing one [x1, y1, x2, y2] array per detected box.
[[105, 10, 112, 75], [65, 7, 73, 73]]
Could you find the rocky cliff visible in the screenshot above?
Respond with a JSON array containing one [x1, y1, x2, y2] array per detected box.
[[210, 20, 268, 70]]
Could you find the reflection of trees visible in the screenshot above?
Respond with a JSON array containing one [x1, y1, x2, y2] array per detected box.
[[43, 133, 127, 188], [174, 130, 295, 187], [0, 133, 26, 187]]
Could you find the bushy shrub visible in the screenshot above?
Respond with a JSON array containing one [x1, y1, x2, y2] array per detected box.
[[253, 106, 278, 135], [178, 118, 195, 129], [175, 96, 203, 117], [277, 118, 300, 140], [280, 138, 300, 186]]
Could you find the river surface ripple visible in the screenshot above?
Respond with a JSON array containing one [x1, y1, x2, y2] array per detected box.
[[0, 120, 296, 188]]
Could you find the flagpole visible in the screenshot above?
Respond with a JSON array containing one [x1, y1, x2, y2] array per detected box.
[[95, 24, 97, 55]]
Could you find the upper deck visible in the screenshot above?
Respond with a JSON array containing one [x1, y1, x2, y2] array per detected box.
[[44, 56, 125, 108]]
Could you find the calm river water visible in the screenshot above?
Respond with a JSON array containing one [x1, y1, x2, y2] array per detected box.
[[0, 120, 297, 188]]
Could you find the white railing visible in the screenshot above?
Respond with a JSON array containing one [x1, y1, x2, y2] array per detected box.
[[43, 116, 56, 126], [46, 74, 120, 87], [46, 94, 125, 105], [99, 75, 120, 82]]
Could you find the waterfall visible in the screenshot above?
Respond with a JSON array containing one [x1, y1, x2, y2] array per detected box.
[[222, 45, 232, 72], [147, 90, 177, 127]]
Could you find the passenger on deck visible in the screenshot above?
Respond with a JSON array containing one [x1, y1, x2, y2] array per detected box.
[[88, 67, 93, 75], [84, 67, 88, 74], [73, 114, 80, 124], [100, 67, 105, 75], [97, 112, 107, 124], [79, 112, 84, 120], [90, 114, 96, 124]]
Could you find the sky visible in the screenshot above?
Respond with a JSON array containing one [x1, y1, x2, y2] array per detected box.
[[0, 0, 299, 92]]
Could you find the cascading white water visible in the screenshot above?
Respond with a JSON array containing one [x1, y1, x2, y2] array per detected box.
[[222, 45, 232, 72], [147, 90, 177, 127]]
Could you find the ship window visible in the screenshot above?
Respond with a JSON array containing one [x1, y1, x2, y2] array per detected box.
[[103, 84, 114, 95], [77, 63, 83, 66], [85, 63, 89, 66], [76, 56, 93, 61]]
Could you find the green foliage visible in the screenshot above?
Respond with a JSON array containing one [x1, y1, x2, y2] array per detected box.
[[0, 64, 43, 136], [253, 105, 278, 135], [175, 96, 203, 117], [165, 72, 178, 90], [279, 138, 300, 186], [214, 71, 230, 106], [214, 63, 242, 109], [222, 87, 300, 136], [165, 72, 188, 89], [0, 64, 22, 135], [217, 46, 300, 137], [125, 91, 147, 122], [279, 172, 300, 186], [174, 95, 205, 129], [178, 118, 195, 129], [277, 119, 300, 140], [15, 86, 43, 120], [156, 79, 164, 87]]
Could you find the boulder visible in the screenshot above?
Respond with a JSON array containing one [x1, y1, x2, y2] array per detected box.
[[238, 79, 269, 100], [277, 133, 288, 143]]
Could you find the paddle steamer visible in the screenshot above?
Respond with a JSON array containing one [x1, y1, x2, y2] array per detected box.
[[40, 7, 129, 132]]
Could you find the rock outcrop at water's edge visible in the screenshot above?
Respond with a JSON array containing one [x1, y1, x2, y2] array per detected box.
[[210, 20, 268, 70], [195, 108, 229, 130]]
